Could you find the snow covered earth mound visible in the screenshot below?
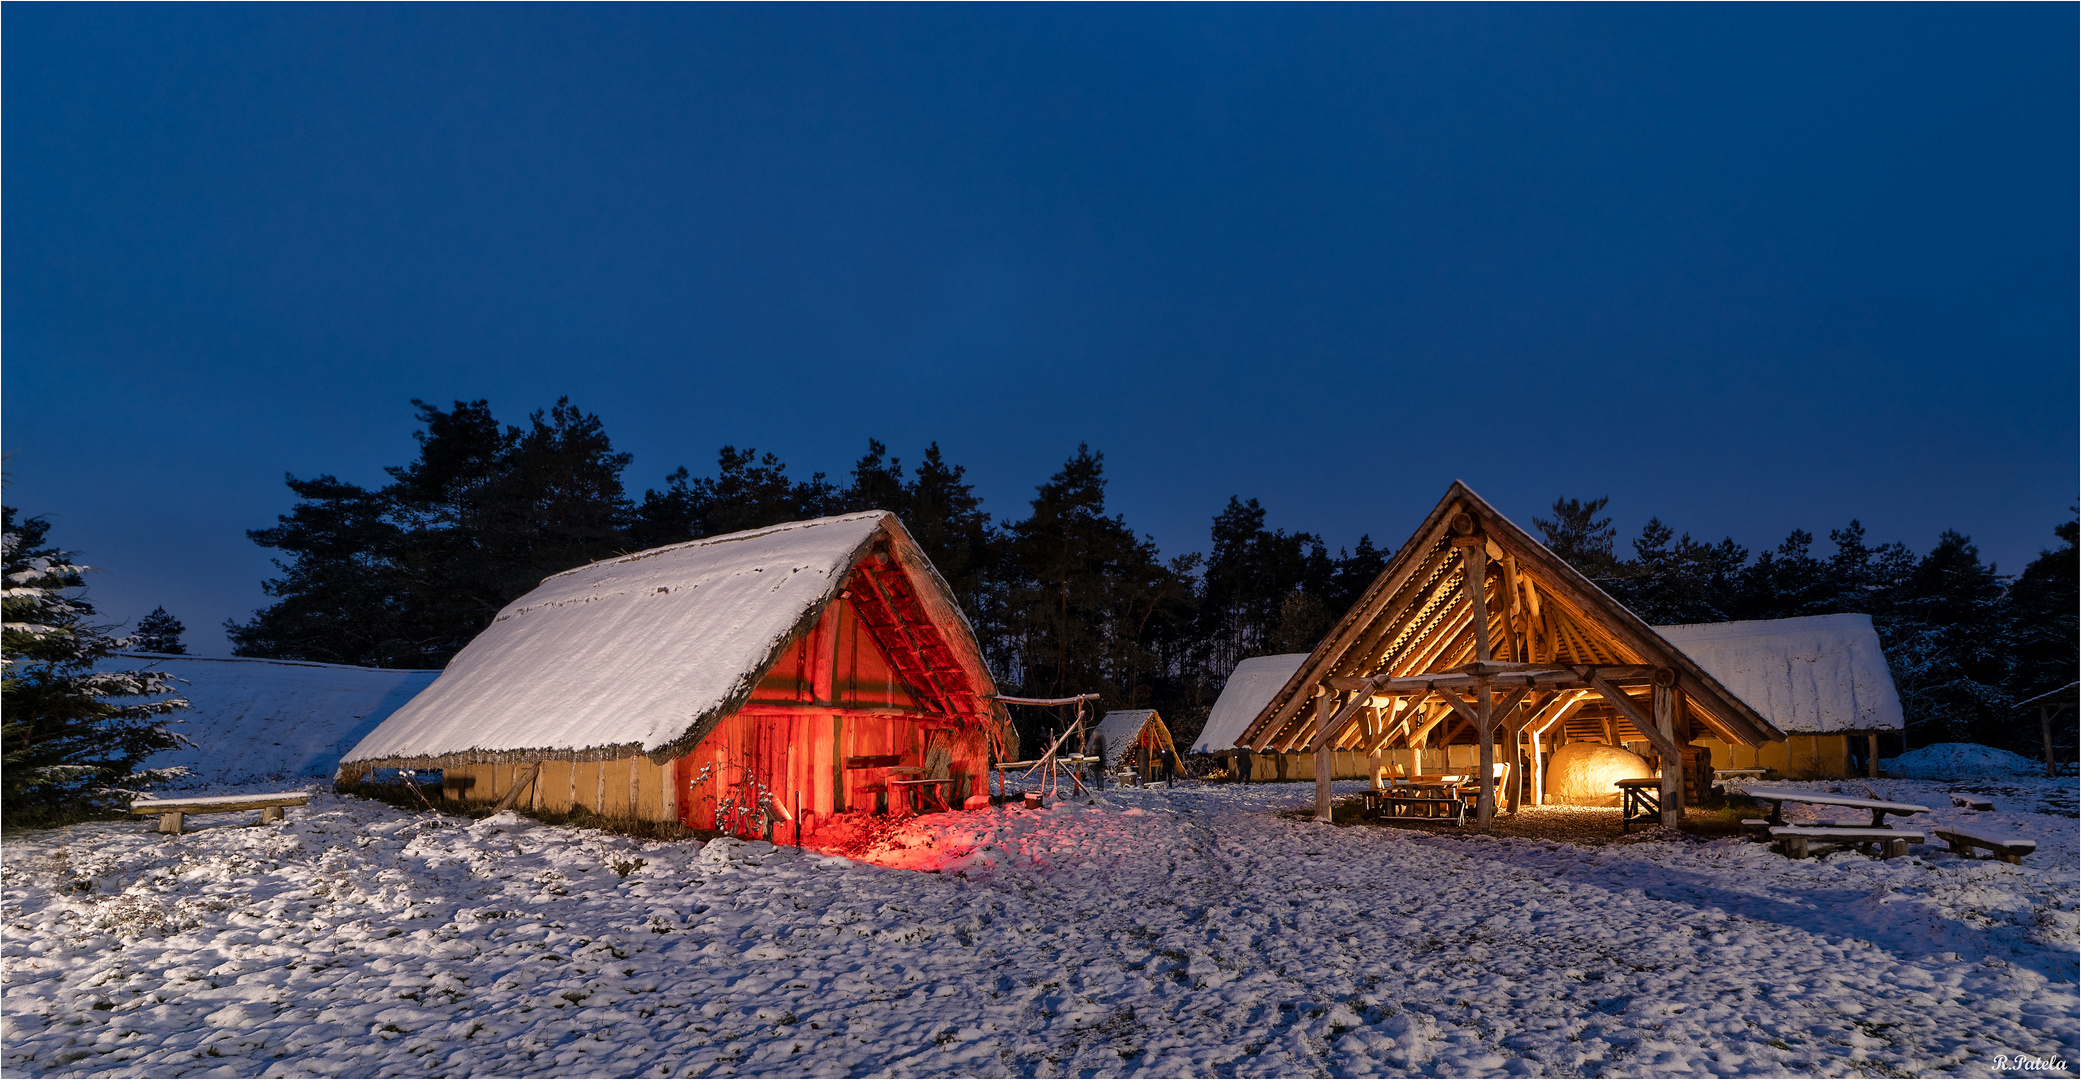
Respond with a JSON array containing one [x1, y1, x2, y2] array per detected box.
[[3, 779, 2075, 1077], [1882, 742, 2046, 779]]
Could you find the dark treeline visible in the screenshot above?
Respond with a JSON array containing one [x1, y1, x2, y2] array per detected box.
[[230, 399, 2076, 757]]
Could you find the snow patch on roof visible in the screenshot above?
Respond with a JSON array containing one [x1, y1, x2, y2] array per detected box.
[[343, 512, 893, 763], [1653, 613, 1903, 734], [1194, 654, 1310, 753], [105, 653, 440, 788]]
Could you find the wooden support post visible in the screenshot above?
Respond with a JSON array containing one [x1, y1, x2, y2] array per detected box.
[[2042, 705, 2057, 778], [1475, 680, 1497, 827], [1652, 676, 1681, 828], [1314, 691, 1334, 823], [1867, 732, 1880, 779], [1365, 706, 1384, 791], [1456, 534, 1492, 664], [1529, 727, 1545, 806]]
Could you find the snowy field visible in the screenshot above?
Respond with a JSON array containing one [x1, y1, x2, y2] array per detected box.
[[4, 778, 2076, 1078]]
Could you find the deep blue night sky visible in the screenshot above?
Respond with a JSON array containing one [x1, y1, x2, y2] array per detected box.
[[5, 6, 2074, 656]]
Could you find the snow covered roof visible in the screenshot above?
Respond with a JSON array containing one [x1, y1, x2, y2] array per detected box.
[[342, 512, 1009, 767], [106, 653, 440, 788], [1091, 709, 1175, 764], [1193, 654, 1309, 753], [1652, 613, 1903, 733]]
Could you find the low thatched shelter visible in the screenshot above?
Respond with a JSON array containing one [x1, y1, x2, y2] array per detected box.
[[1091, 708, 1178, 778], [339, 512, 1013, 838]]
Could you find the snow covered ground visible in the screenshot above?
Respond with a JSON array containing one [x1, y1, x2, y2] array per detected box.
[[4, 778, 2075, 1078], [102, 653, 440, 788], [1881, 742, 2050, 781]]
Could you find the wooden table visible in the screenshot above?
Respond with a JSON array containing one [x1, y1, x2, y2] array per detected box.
[[1733, 785, 1930, 828], [1615, 777, 1662, 831], [887, 777, 955, 814]]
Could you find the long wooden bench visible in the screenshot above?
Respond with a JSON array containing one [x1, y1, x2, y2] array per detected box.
[[1375, 795, 1466, 824], [131, 793, 310, 835], [1769, 825, 1924, 859], [1934, 828, 2034, 865]]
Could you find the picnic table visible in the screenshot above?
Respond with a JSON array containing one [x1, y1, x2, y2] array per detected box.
[[1733, 785, 1930, 828], [1370, 774, 1472, 823]]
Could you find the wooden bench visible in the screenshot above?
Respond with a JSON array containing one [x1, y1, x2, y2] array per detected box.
[[1371, 794, 1467, 824], [1734, 785, 1930, 828], [1934, 828, 2034, 865], [1949, 795, 1995, 811], [1769, 825, 1924, 859], [1615, 777, 1663, 831], [131, 793, 310, 835]]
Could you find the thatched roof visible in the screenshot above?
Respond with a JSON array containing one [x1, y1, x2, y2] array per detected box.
[[1192, 654, 1308, 753], [1091, 709, 1176, 766], [1654, 614, 1903, 734], [341, 512, 1010, 768]]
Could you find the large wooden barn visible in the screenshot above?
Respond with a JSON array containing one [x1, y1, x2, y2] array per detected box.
[[1235, 482, 1789, 827], [338, 512, 1013, 839]]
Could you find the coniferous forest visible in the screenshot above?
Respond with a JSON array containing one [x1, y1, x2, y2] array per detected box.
[[226, 398, 2077, 759]]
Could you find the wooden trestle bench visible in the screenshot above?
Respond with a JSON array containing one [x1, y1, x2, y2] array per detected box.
[[1934, 828, 2034, 865], [1769, 825, 1924, 859], [131, 793, 310, 835]]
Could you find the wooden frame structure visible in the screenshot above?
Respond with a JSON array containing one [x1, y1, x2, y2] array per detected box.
[[1235, 482, 1786, 828], [2016, 682, 2077, 777]]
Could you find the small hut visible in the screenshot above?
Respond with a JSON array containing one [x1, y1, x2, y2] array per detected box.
[[1655, 613, 1904, 778], [338, 512, 1013, 839], [1235, 482, 1787, 827], [1091, 709, 1179, 781]]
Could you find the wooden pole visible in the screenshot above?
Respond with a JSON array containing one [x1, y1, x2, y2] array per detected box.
[[1529, 727, 1545, 806], [1652, 675, 1681, 828], [1457, 535, 1492, 664], [1365, 706, 1384, 791], [1475, 679, 1497, 827], [1314, 690, 1334, 823], [2042, 705, 2057, 778], [1867, 733, 1879, 779]]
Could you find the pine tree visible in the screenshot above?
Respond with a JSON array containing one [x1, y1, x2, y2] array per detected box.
[[999, 446, 1191, 752], [1533, 496, 1618, 578], [1880, 531, 2010, 746], [3, 507, 189, 827], [629, 446, 835, 546], [131, 607, 187, 654], [230, 398, 636, 668], [2005, 511, 2079, 708], [1604, 519, 1749, 625]]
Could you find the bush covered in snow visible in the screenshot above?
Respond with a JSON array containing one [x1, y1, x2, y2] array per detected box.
[[1880, 741, 2044, 779]]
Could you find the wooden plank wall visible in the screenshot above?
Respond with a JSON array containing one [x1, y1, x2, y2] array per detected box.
[[441, 585, 997, 835]]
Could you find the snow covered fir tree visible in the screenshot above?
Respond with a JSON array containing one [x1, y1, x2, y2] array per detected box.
[[1, 506, 190, 828]]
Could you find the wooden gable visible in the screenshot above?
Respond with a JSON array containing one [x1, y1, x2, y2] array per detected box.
[[1240, 482, 1786, 829]]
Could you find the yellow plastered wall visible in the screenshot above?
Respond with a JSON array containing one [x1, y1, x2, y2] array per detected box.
[[1694, 735, 1850, 778]]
